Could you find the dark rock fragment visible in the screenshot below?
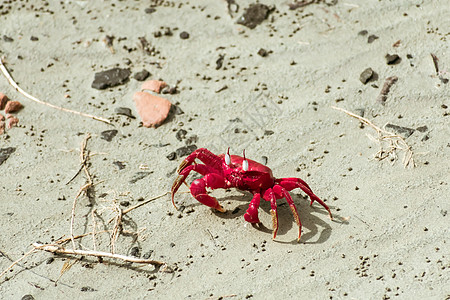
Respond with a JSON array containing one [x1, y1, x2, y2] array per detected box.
[[115, 107, 135, 118], [358, 30, 368, 36], [385, 54, 401, 65], [176, 145, 197, 157], [385, 124, 415, 138], [130, 246, 141, 257], [129, 172, 152, 184], [360, 68, 377, 84], [167, 152, 176, 160], [0, 147, 16, 165], [237, 4, 274, 29], [416, 125, 428, 133], [143, 250, 153, 259], [257, 48, 268, 57], [368, 34, 378, 43], [113, 161, 126, 170], [176, 129, 187, 141], [101, 129, 118, 142], [3, 35, 13, 42], [134, 69, 150, 81], [170, 105, 184, 115], [91, 68, 131, 90], [145, 8, 156, 14]]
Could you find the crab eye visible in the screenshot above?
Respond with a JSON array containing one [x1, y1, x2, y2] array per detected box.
[[242, 149, 248, 171], [242, 159, 249, 171], [225, 148, 231, 165]]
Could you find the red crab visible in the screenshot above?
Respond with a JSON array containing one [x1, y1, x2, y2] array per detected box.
[[171, 148, 332, 241]]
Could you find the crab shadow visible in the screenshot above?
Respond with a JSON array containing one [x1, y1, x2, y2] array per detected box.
[[184, 190, 345, 245]]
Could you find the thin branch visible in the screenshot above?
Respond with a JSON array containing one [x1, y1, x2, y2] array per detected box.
[[122, 192, 170, 215], [0, 57, 110, 124], [33, 243, 165, 267], [70, 134, 92, 249], [0, 248, 37, 279]]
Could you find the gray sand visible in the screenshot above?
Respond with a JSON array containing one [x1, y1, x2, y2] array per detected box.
[[1, 1, 449, 299]]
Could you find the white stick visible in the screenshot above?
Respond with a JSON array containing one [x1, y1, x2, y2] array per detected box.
[[0, 57, 110, 124]]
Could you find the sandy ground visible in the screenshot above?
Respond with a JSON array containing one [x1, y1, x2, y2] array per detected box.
[[1, 0, 449, 299]]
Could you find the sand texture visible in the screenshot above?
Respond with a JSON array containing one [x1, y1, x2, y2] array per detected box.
[[0, 1, 449, 299]]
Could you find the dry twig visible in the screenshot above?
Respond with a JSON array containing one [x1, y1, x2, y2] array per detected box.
[[0, 57, 110, 124], [332, 106, 415, 168], [33, 243, 165, 267], [70, 134, 93, 249], [0, 248, 37, 279]]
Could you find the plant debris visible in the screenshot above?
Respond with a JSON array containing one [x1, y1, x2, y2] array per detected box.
[[376, 76, 398, 104]]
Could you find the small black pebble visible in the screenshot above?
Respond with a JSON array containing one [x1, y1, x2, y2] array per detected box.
[[145, 7, 156, 14], [113, 161, 126, 170], [101, 130, 118, 142], [3, 35, 14, 42], [360, 68, 375, 84], [130, 246, 141, 257], [91, 68, 131, 90], [358, 30, 368, 36], [180, 31, 190, 39], [257, 48, 268, 57], [115, 107, 135, 118], [368, 34, 379, 43], [176, 129, 188, 141], [143, 250, 153, 259], [134, 69, 150, 81], [176, 145, 197, 157], [167, 152, 176, 161], [385, 54, 401, 65], [30, 36, 39, 41]]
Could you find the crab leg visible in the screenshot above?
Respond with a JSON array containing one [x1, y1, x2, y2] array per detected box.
[[190, 173, 227, 212], [244, 192, 261, 223], [176, 148, 223, 174], [171, 164, 220, 209], [274, 185, 302, 242], [263, 188, 279, 240], [277, 178, 332, 219]]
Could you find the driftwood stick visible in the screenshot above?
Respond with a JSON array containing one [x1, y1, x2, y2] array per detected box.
[[33, 243, 165, 266], [0, 57, 110, 124]]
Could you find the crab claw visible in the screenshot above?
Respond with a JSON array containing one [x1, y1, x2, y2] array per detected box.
[[171, 174, 187, 210], [176, 159, 190, 174]]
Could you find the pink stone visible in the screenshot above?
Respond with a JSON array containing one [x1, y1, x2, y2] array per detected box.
[[4, 101, 23, 113], [133, 91, 171, 128], [141, 80, 167, 94], [0, 93, 8, 110], [6, 115, 19, 129]]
